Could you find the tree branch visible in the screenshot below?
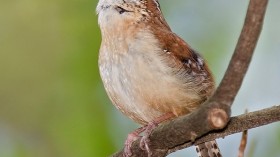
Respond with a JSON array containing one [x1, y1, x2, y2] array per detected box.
[[111, 0, 270, 156], [167, 105, 280, 155], [112, 106, 280, 157], [211, 0, 268, 107]]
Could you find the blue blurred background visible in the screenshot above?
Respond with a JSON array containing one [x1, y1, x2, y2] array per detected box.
[[0, 0, 279, 157]]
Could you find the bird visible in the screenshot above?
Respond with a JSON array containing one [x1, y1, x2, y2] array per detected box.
[[96, 0, 221, 156]]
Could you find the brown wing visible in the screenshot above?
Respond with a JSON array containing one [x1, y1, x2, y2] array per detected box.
[[153, 29, 215, 98]]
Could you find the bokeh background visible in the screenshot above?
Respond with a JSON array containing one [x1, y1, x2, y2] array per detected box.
[[0, 0, 279, 157]]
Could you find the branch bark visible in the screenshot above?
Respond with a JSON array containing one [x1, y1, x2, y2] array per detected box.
[[167, 105, 280, 155], [111, 0, 271, 156], [211, 0, 268, 107], [113, 106, 280, 157]]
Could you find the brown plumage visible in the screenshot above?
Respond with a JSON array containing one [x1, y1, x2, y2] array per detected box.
[[97, 0, 219, 156]]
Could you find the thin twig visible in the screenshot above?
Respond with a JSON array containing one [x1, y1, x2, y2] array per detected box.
[[238, 130, 248, 157], [238, 109, 248, 157]]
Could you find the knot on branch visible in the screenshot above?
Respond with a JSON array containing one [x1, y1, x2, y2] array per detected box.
[[208, 108, 229, 129]]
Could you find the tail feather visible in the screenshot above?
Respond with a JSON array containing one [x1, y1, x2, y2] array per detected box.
[[195, 140, 222, 157]]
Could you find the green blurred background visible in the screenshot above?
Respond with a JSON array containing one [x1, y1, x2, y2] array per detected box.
[[0, 0, 279, 157]]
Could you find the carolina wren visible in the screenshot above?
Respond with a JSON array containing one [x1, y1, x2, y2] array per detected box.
[[97, 0, 220, 156]]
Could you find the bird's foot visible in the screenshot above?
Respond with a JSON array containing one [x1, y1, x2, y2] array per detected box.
[[139, 121, 158, 156], [124, 113, 175, 157], [123, 126, 146, 157], [140, 112, 175, 156]]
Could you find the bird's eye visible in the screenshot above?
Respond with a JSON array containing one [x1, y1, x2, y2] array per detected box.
[[115, 6, 129, 14]]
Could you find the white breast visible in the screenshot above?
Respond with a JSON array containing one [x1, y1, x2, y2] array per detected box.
[[99, 30, 201, 124]]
